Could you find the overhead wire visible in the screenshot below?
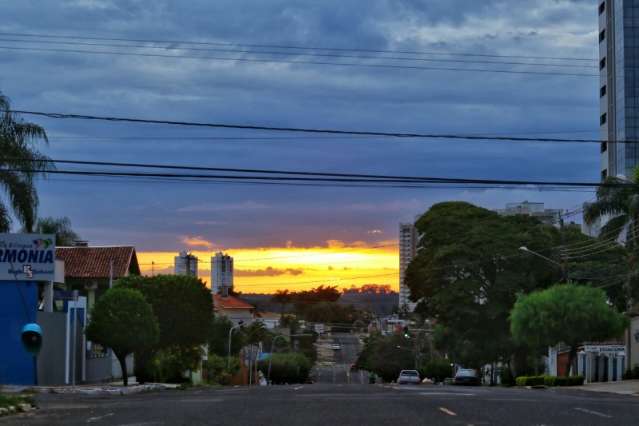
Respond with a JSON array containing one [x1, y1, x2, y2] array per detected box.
[[7, 109, 631, 144]]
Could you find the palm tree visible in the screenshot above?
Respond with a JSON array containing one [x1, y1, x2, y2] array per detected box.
[[0, 93, 52, 232], [584, 168, 639, 243], [34, 216, 80, 246]]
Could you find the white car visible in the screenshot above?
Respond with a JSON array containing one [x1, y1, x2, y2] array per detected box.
[[397, 370, 421, 385]]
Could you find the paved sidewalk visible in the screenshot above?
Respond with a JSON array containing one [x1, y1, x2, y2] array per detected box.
[[0, 382, 178, 396], [576, 380, 639, 396]]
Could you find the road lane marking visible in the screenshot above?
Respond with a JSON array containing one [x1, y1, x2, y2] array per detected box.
[[574, 407, 612, 418], [420, 392, 474, 396], [87, 413, 114, 423], [438, 407, 457, 417], [293, 386, 304, 390]]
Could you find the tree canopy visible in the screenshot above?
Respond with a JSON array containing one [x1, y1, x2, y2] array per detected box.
[[34, 216, 80, 246], [511, 283, 628, 373], [404, 202, 629, 371], [85, 287, 159, 386]]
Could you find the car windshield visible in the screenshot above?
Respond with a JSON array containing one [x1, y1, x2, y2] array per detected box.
[[456, 370, 476, 377], [401, 371, 418, 376]]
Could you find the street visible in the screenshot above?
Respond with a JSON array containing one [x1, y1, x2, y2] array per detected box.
[[313, 332, 368, 384], [4, 383, 639, 425]]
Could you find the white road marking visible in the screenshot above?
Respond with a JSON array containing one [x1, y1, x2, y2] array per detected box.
[[438, 407, 457, 417], [87, 413, 114, 423], [293, 386, 304, 390], [420, 392, 474, 396], [574, 407, 612, 418]]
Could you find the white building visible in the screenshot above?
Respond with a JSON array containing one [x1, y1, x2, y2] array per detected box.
[[496, 201, 563, 227], [174, 251, 198, 277], [399, 223, 418, 312], [211, 252, 233, 295]]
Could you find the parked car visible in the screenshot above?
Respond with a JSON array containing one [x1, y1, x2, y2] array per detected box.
[[397, 370, 421, 385], [453, 368, 481, 386]]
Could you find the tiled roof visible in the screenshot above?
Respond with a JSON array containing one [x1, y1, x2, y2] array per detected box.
[[213, 294, 255, 310], [56, 246, 140, 279]]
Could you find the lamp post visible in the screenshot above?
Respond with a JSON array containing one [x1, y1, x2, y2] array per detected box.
[[267, 335, 289, 384], [519, 246, 567, 281], [227, 323, 243, 369]]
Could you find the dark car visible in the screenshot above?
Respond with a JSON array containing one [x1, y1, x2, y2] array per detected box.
[[453, 368, 481, 386]]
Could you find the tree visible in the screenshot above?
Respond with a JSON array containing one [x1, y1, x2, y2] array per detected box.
[[511, 284, 628, 376], [117, 275, 213, 382], [0, 93, 53, 232], [85, 288, 159, 386], [34, 216, 80, 246], [404, 202, 630, 373], [208, 316, 244, 357], [272, 290, 292, 313], [355, 333, 415, 382], [584, 171, 639, 307]]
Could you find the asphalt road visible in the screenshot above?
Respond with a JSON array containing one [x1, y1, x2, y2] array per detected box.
[[4, 384, 639, 425], [313, 332, 366, 384]]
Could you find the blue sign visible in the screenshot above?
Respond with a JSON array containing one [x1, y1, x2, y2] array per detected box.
[[0, 234, 55, 281]]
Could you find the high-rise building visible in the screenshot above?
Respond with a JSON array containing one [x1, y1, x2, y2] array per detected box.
[[399, 223, 418, 312], [496, 201, 563, 227], [599, 0, 639, 179], [211, 252, 233, 295], [174, 251, 198, 277]]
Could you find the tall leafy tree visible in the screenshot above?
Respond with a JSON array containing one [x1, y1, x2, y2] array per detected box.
[[86, 287, 159, 386], [34, 216, 80, 246], [511, 284, 628, 375], [117, 274, 213, 382], [0, 93, 52, 232]]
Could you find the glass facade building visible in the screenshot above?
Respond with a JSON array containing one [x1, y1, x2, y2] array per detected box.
[[600, 0, 639, 179]]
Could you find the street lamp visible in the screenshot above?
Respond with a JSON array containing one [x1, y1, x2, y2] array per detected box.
[[519, 246, 566, 281], [227, 322, 244, 369]]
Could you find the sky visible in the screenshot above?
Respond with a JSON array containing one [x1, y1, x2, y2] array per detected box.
[[1, 0, 601, 292]]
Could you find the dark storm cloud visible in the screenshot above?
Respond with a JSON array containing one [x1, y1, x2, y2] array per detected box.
[[0, 0, 601, 250]]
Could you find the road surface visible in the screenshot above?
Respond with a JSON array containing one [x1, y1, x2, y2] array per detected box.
[[4, 383, 639, 425], [313, 332, 366, 384]]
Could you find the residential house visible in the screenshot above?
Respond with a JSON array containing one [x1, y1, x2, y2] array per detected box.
[[213, 294, 255, 326]]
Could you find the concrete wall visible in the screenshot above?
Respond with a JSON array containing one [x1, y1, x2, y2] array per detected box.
[[36, 312, 67, 385]]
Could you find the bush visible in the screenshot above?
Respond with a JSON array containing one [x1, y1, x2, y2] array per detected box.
[[515, 376, 545, 387], [205, 354, 240, 385], [500, 367, 515, 387], [419, 359, 453, 383], [151, 346, 203, 383], [258, 353, 312, 384]]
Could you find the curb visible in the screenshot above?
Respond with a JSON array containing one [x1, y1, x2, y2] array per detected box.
[[1, 383, 178, 396]]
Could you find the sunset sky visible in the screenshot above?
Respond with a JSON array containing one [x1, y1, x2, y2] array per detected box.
[[137, 241, 399, 293], [2, 0, 600, 293]]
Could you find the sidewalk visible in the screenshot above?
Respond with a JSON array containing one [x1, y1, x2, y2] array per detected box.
[[575, 380, 639, 396], [0, 378, 179, 396]]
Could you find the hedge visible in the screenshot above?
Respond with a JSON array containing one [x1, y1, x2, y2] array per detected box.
[[515, 375, 584, 387], [258, 352, 312, 384]]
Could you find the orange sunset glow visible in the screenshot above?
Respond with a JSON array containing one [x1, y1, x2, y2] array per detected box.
[[137, 242, 399, 293]]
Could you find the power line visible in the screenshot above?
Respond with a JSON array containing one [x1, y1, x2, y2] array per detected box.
[[0, 31, 597, 62], [0, 45, 598, 77], [3, 166, 627, 189], [0, 37, 598, 70], [7, 109, 628, 144]]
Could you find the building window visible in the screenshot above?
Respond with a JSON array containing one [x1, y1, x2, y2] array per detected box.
[[601, 142, 607, 152], [599, 2, 605, 15], [600, 113, 607, 125], [600, 85, 607, 97], [599, 29, 606, 43], [600, 57, 606, 70], [601, 169, 608, 180]]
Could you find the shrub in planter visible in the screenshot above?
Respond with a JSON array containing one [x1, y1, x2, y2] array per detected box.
[[419, 359, 453, 383], [205, 354, 240, 385]]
